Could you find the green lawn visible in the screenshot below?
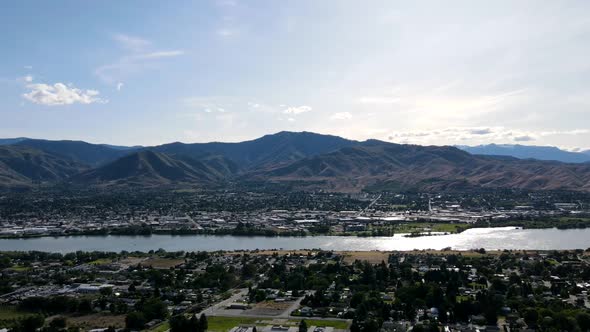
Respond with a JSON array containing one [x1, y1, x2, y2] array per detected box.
[[0, 306, 34, 320], [9, 265, 31, 272], [88, 258, 113, 265], [302, 319, 350, 329], [396, 223, 469, 234], [148, 321, 170, 332], [207, 316, 259, 331], [206, 316, 349, 332]]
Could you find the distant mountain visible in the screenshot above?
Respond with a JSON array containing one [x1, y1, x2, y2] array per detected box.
[[14, 139, 136, 167], [72, 150, 237, 187], [0, 138, 29, 145], [458, 144, 590, 163], [153, 131, 356, 169], [99, 144, 142, 151], [0, 145, 88, 188], [256, 140, 590, 192], [2, 132, 590, 192]]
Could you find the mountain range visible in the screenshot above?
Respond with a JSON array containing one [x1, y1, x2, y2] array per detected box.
[[1, 132, 590, 192], [458, 144, 590, 163]]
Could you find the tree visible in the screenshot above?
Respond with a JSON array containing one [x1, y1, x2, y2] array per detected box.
[[198, 313, 208, 331], [16, 315, 45, 332], [126, 311, 146, 330], [577, 312, 590, 332], [142, 297, 168, 320], [299, 319, 308, 332], [99, 286, 113, 297], [169, 315, 190, 332], [523, 308, 539, 328], [49, 316, 67, 330]]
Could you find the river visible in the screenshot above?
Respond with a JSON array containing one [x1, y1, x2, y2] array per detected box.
[[0, 227, 589, 253]]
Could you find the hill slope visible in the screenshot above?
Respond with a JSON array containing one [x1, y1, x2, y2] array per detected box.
[[153, 131, 356, 169], [15, 139, 135, 167], [2, 132, 590, 192], [458, 144, 590, 163], [256, 141, 590, 192], [72, 150, 237, 187], [0, 146, 88, 188]]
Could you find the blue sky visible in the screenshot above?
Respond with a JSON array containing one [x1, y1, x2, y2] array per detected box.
[[1, 1, 589, 149]]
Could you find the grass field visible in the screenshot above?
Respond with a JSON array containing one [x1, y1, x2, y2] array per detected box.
[[0, 306, 34, 320], [88, 258, 112, 265], [8, 265, 31, 272], [207, 316, 259, 331], [395, 222, 470, 234], [207, 316, 349, 331], [148, 321, 170, 332]]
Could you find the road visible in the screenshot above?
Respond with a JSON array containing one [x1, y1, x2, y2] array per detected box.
[[198, 288, 249, 316]]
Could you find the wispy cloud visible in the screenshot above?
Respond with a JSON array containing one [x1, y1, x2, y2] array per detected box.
[[113, 34, 151, 52], [387, 127, 589, 145], [330, 112, 352, 120], [23, 83, 106, 106], [217, 28, 238, 37], [283, 105, 312, 115], [95, 34, 184, 84]]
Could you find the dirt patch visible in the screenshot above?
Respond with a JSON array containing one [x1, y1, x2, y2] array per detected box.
[[141, 258, 184, 269], [67, 313, 126, 329], [245, 301, 294, 316], [341, 251, 390, 264]]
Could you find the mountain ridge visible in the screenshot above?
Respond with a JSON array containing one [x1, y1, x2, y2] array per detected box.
[[458, 144, 590, 163], [1, 132, 590, 192]]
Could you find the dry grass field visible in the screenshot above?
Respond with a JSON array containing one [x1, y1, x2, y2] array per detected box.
[[141, 257, 185, 269], [67, 313, 126, 329]]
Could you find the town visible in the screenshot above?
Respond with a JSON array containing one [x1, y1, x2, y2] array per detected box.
[[1, 249, 590, 331], [1, 190, 589, 238]]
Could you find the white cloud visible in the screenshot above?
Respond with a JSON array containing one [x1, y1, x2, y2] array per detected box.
[[514, 135, 534, 142], [330, 112, 352, 120], [113, 34, 151, 52], [22, 83, 106, 106], [283, 105, 312, 115], [116, 82, 124, 91], [132, 51, 185, 60], [20, 75, 33, 83], [95, 34, 184, 84], [386, 127, 589, 146]]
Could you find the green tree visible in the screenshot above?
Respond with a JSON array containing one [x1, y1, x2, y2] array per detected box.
[[198, 313, 208, 331], [577, 312, 590, 332], [169, 315, 190, 332], [299, 320, 308, 332], [523, 308, 539, 328], [49, 316, 67, 330], [125, 311, 146, 330], [16, 315, 45, 332]]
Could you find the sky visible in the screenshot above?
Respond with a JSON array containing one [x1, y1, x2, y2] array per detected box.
[[1, 0, 589, 150]]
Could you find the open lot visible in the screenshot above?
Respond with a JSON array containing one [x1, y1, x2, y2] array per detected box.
[[341, 251, 390, 264], [66, 313, 126, 329], [141, 257, 184, 269]]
